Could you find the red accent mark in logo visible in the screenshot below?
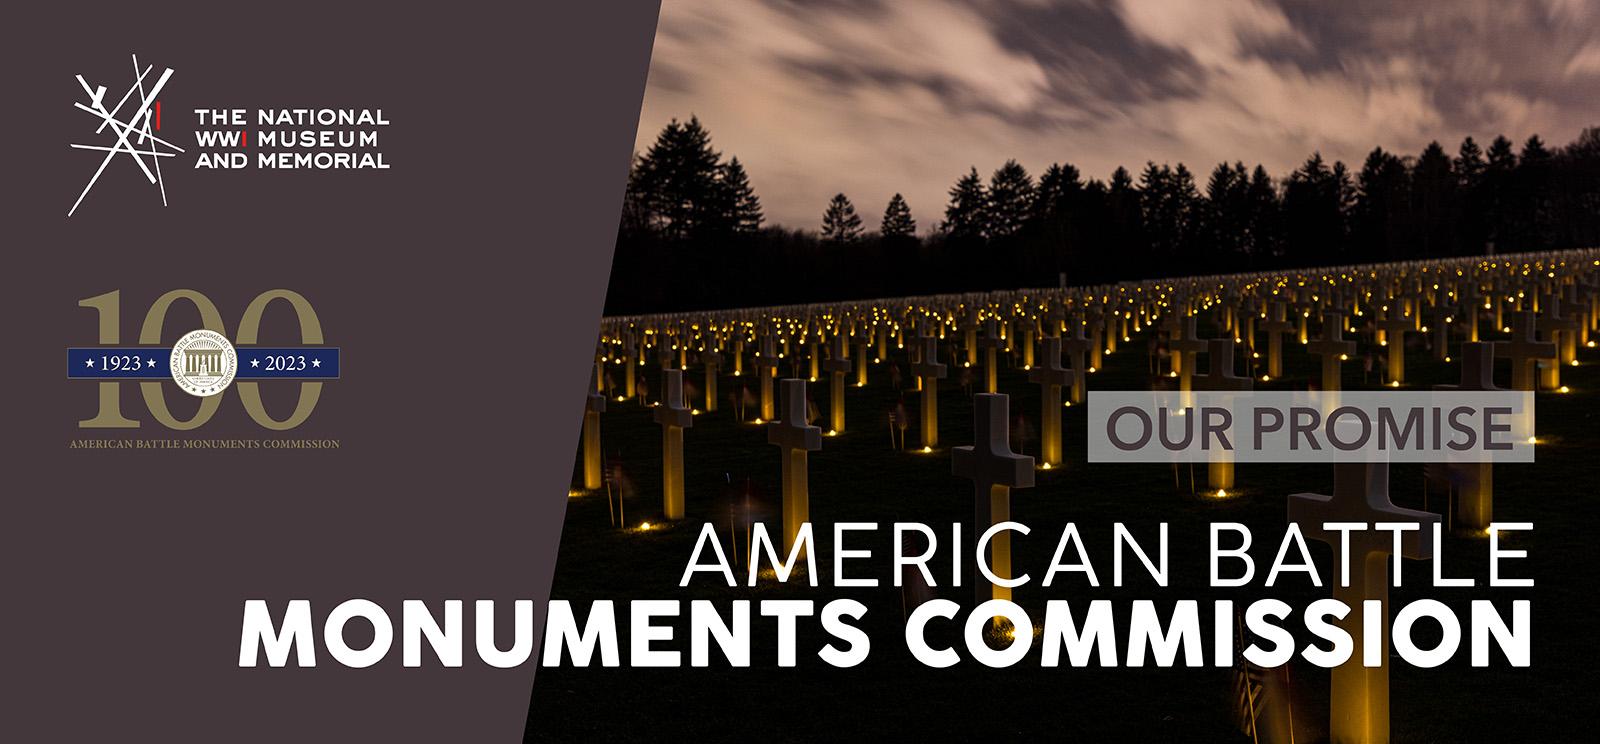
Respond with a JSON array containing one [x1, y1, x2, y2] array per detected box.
[[242, 130, 248, 147], [155, 101, 161, 131]]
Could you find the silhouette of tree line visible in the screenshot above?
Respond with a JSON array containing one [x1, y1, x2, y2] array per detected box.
[[607, 116, 1600, 315]]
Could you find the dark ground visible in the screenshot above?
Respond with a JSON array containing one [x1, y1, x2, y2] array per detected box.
[[527, 320, 1599, 742]]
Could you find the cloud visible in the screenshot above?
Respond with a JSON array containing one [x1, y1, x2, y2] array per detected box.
[[635, 0, 1600, 229]]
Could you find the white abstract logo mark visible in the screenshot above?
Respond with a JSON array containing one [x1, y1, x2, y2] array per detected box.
[[69, 54, 185, 216]]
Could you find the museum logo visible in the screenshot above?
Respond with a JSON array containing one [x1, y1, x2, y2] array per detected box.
[[69, 54, 180, 216], [68, 52, 392, 217]]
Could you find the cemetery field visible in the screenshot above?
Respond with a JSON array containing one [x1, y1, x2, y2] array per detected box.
[[530, 324, 1600, 743]]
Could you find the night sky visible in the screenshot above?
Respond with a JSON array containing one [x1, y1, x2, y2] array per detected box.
[[637, 0, 1600, 229]]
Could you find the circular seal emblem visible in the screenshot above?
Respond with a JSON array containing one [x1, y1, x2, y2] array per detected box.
[[169, 329, 238, 397]]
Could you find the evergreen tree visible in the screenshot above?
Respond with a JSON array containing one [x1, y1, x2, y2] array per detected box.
[[1482, 135, 1518, 249], [945, 167, 989, 240], [1455, 137, 1486, 188], [881, 193, 916, 238], [1283, 153, 1349, 264], [718, 157, 763, 233], [1244, 165, 1282, 258], [1516, 135, 1555, 248], [1204, 162, 1249, 265], [1354, 146, 1409, 261], [1104, 166, 1146, 272], [1139, 162, 1196, 265], [986, 160, 1035, 238], [1412, 141, 1457, 256], [631, 116, 726, 239], [1455, 137, 1488, 253], [821, 193, 864, 243]]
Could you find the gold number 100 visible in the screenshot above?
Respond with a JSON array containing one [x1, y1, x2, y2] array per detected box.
[[78, 289, 325, 431]]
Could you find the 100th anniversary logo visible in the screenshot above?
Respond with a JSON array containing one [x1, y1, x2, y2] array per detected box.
[[66, 289, 341, 450], [69, 52, 391, 217]]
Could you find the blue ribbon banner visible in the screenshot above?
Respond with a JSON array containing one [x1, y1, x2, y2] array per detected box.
[[67, 347, 341, 380]]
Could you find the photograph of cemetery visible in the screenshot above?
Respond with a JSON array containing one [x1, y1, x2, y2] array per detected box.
[[530, 2, 1600, 741]]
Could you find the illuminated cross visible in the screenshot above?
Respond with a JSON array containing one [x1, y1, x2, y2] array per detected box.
[[621, 330, 638, 400], [768, 379, 822, 556], [756, 333, 781, 421], [1288, 461, 1437, 744], [1495, 311, 1555, 391], [911, 334, 948, 448], [1195, 338, 1253, 392], [653, 369, 694, 520], [1375, 307, 1412, 386], [963, 308, 981, 368], [1458, 284, 1485, 342], [1061, 321, 1092, 405], [821, 333, 852, 434], [655, 331, 676, 370], [1425, 305, 1453, 361], [853, 326, 870, 387], [1027, 336, 1070, 469], [807, 333, 821, 382], [1433, 341, 1498, 529], [1259, 301, 1295, 379], [700, 347, 722, 413], [978, 318, 1004, 393], [952, 393, 1034, 606], [1194, 338, 1251, 491], [581, 361, 607, 491], [1169, 314, 1208, 393], [1078, 306, 1101, 371], [1308, 312, 1356, 393], [1565, 282, 1596, 346], [1536, 293, 1578, 389]]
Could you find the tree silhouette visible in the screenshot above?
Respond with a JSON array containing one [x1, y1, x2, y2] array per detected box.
[[986, 160, 1035, 239], [1284, 153, 1350, 265], [608, 115, 1600, 314], [719, 157, 764, 233], [945, 167, 989, 240], [821, 193, 864, 243], [881, 193, 916, 238], [629, 116, 723, 239]]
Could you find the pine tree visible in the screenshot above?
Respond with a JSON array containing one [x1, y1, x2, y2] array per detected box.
[[1482, 135, 1517, 248], [1412, 141, 1457, 256], [881, 193, 916, 238], [821, 193, 864, 243], [986, 160, 1035, 238], [1455, 137, 1486, 188], [1283, 153, 1349, 264], [945, 167, 989, 240], [631, 116, 725, 238], [1455, 137, 1489, 253], [719, 157, 763, 232], [1244, 165, 1281, 258]]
